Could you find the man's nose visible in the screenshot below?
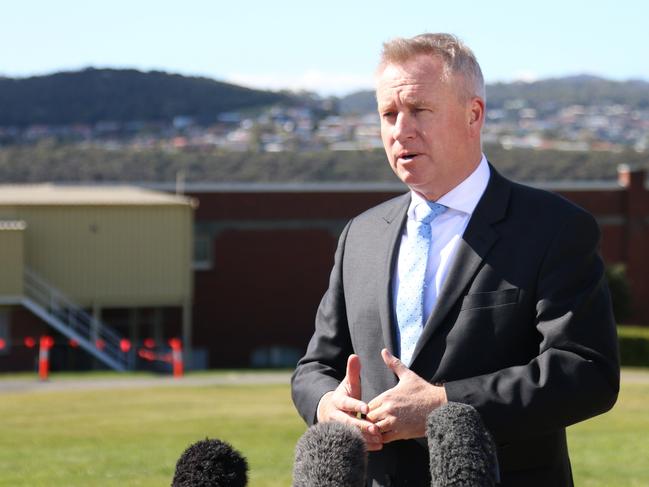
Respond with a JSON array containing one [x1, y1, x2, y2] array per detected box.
[[393, 112, 416, 141]]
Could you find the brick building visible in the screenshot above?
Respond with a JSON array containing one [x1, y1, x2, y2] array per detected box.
[[186, 165, 648, 368], [1, 166, 646, 371]]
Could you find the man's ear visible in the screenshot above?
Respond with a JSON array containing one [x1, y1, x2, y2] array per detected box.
[[468, 97, 485, 134]]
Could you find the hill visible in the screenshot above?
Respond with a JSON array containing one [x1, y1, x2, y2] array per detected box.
[[0, 68, 292, 126], [3, 68, 647, 127], [487, 75, 649, 113], [338, 75, 649, 114]]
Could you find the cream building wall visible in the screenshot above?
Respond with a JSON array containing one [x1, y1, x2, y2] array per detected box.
[[0, 185, 194, 308], [0, 221, 26, 298], [0, 185, 196, 366]]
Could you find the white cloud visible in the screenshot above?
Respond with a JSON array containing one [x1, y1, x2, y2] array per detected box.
[[225, 69, 374, 96]]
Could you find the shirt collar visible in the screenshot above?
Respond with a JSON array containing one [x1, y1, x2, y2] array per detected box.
[[408, 154, 490, 219]]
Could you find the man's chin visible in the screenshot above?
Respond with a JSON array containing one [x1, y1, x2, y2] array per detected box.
[[400, 177, 438, 200], [396, 170, 426, 189]]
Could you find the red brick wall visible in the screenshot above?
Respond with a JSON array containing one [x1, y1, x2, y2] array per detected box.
[[4, 174, 646, 370], [193, 227, 337, 367], [194, 191, 401, 220], [189, 173, 649, 366]]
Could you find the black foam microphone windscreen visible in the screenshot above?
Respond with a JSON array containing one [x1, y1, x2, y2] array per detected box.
[[293, 421, 367, 487], [172, 438, 248, 487], [427, 402, 499, 487]]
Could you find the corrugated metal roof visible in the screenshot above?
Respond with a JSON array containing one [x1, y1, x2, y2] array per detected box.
[[0, 184, 195, 206]]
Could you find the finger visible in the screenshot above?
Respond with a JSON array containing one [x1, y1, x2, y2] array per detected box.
[[380, 430, 402, 444], [354, 417, 381, 437], [365, 401, 388, 423], [381, 348, 411, 379], [365, 436, 384, 451], [329, 409, 371, 429], [333, 393, 369, 416], [331, 408, 380, 437], [360, 425, 384, 450], [329, 411, 382, 443], [374, 417, 394, 434], [366, 393, 386, 413], [345, 354, 362, 399]]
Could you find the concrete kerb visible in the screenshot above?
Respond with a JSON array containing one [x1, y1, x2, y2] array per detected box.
[[0, 371, 292, 394], [1, 369, 647, 394]]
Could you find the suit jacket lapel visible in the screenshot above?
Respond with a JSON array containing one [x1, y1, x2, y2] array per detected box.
[[378, 193, 410, 357], [410, 165, 512, 367]]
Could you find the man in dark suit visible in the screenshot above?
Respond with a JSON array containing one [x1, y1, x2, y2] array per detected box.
[[291, 33, 619, 486]]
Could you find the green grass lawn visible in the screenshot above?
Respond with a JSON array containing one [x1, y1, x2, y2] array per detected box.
[[568, 376, 649, 486], [0, 380, 304, 486], [0, 370, 647, 486]]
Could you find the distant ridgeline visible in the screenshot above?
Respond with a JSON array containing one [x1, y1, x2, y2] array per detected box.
[[1, 69, 648, 125], [338, 75, 649, 114], [487, 75, 649, 110], [0, 68, 292, 126]]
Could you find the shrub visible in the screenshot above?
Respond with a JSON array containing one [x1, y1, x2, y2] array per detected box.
[[606, 264, 632, 323], [618, 325, 649, 367]]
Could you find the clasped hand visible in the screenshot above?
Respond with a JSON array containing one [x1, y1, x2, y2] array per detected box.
[[317, 348, 447, 451]]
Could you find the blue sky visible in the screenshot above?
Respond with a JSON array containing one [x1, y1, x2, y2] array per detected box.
[[2, 0, 647, 95]]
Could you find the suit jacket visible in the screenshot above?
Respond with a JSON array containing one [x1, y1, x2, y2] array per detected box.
[[291, 166, 620, 486]]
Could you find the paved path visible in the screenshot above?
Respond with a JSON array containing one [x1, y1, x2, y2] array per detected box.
[[0, 371, 292, 394], [1, 369, 647, 394], [620, 368, 649, 384]]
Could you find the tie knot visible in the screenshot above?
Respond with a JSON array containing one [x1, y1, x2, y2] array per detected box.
[[417, 201, 447, 224]]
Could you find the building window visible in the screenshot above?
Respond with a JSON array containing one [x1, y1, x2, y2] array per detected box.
[[193, 234, 213, 271]]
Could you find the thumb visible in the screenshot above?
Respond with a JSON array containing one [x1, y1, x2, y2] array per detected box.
[[345, 354, 362, 399], [381, 348, 411, 380]]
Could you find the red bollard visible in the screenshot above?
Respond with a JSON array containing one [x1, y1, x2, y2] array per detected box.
[[120, 339, 131, 353], [169, 338, 184, 378], [39, 336, 54, 381]]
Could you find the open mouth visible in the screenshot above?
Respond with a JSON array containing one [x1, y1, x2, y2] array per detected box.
[[399, 153, 418, 161]]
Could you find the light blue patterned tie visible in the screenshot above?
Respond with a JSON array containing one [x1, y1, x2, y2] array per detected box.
[[396, 201, 447, 366]]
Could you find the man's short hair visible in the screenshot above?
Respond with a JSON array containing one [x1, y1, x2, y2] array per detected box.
[[380, 33, 485, 101]]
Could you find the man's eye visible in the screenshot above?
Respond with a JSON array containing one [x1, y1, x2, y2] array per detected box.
[[382, 111, 396, 119]]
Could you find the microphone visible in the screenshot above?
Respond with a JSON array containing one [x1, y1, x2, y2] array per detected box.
[[427, 402, 499, 487], [293, 421, 367, 487], [172, 437, 248, 487]]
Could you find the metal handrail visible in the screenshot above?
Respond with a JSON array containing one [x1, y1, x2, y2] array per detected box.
[[23, 268, 128, 370]]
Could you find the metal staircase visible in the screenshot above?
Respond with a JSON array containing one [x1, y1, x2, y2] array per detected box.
[[22, 268, 128, 371]]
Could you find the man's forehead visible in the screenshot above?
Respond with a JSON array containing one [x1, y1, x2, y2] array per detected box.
[[375, 74, 447, 104], [377, 77, 439, 91], [376, 57, 448, 93]]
